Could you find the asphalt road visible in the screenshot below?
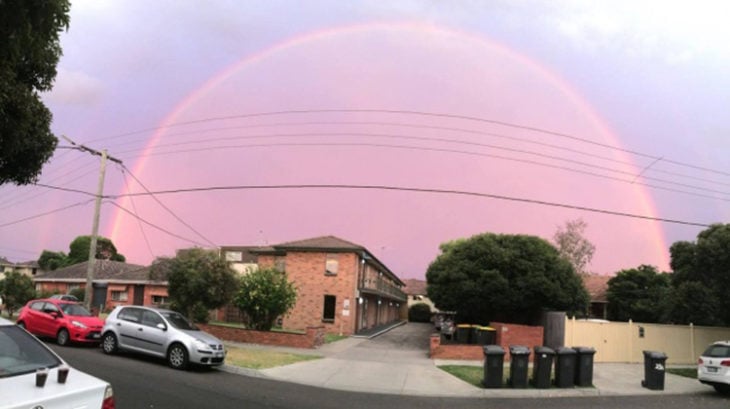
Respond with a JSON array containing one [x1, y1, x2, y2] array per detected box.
[[49, 343, 728, 409]]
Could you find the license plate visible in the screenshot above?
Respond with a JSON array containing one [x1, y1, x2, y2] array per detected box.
[[92, 333, 101, 339], [708, 367, 718, 373], [215, 352, 223, 358]]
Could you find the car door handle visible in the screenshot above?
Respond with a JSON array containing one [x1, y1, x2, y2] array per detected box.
[[138, 328, 143, 331]]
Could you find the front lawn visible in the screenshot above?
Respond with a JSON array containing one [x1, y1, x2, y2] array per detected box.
[[225, 346, 321, 369]]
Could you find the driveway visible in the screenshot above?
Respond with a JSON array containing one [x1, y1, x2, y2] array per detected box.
[[261, 322, 480, 395]]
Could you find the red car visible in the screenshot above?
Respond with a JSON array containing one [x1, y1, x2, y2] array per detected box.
[[17, 298, 105, 346]]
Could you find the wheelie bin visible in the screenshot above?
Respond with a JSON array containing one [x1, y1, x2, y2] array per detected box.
[[482, 345, 505, 388], [554, 347, 577, 388], [532, 346, 555, 389], [573, 347, 596, 387], [509, 345, 530, 388], [641, 351, 667, 390]]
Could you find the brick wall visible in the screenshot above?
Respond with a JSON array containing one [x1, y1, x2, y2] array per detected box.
[[274, 252, 359, 335], [429, 322, 544, 362], [198, 324, 325, 349]]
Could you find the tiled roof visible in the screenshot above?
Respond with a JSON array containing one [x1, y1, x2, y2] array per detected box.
[[273, 236, 365, 251], [403, 278, 427, 296], [34, 260, 155, 282], [582, 274, 610, 303]]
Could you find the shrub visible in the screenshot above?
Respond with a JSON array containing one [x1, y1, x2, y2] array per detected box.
[[408, 303, 432, 322]]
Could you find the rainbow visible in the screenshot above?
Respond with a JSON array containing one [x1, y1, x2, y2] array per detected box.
[[109, 21, 668, 267]]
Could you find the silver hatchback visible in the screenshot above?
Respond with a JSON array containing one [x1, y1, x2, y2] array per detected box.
[[101, 306, 225, 370]]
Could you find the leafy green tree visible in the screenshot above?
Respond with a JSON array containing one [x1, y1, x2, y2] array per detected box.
[[38, 236, 125, 270], [408, 303, 432, 323], [662, 281, 721, 326], [0, 0, 70, 185], [0, 271, 35, 317], [67, 236, 125, 265], [553, 218, 595, 276], [69, 287, 85, 302], [606, 265, 670, 323], [426, 233, 589, 325], [667, 223, 730, 325], [38, 250, 66, 270], [156, 248, 238, 322], [234, 268, 297, 331]]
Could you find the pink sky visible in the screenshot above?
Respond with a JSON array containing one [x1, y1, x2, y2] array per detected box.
[[2, 2, 727, 279]]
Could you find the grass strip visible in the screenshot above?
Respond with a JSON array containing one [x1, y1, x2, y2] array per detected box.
[[225, 347, 320, 369]]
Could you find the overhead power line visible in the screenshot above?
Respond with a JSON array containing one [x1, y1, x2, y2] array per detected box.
[[109, 183, 712, 228], [118, 164, 218, 248], [0, 199, 95, 229], [105, 201, 211, 247]]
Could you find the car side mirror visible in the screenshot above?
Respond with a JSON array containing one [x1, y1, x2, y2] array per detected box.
[[157, 323, 167, 331]]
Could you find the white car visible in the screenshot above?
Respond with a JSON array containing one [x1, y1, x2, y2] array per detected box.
[[0, 317, 115, 408], [698, 340, 730, 395]]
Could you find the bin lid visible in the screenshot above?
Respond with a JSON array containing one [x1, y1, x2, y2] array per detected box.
[[457, 324, 473, 328], [643, 350, 667, 359], [483, 345, 505, 355], [509, 345, 530, 355], [573, 346, 596, 354], [534, 346, 555, 355], [476, 326, 496, 331], [555, 346, 577, 355]]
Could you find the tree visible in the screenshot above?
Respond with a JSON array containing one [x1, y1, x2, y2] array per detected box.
[[408, 303, 432, 323], [38, 250, 66, 270], [553, 219, 595, 276], [0, 271, 35, 317], [666, 223, 730, 325], [233, 268, 297, 331], [38, 236, 125, 270], [606, 265, 670, 323], [0, 0, 70, 185], [67, 236, 125, 265], [156, 248, 238, 322], [426, 233, 589, 325]]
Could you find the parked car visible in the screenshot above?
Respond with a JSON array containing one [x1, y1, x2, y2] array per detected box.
[[50, 294, 80, 302], [698, 340, 730, 394], [101, 305, 226, 370], [16, 298, 105, 346], [0, 317, 115, 408]]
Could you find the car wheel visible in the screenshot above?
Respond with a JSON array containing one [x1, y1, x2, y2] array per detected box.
[[57, 328, 70, 346], [713, 384, 730, 395], [167, 343, 189, 370], [102, 333, 118, 354]]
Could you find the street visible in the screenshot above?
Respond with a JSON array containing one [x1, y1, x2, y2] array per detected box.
[[49, 343, 728, 409]]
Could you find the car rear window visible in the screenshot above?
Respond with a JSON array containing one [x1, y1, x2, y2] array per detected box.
[[703, 344, 730, 358], [0, 326, 62, 378]]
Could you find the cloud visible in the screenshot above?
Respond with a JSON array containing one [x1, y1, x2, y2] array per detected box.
[[43, 67, 104, 106]]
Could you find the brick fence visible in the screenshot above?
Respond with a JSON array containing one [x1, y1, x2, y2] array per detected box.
[[430, 322, 544, 361], [198, 324, 325, 349]]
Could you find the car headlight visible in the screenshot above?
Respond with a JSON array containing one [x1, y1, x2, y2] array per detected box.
[[193, 339, 209, 350], [71, 320, 87, 329]]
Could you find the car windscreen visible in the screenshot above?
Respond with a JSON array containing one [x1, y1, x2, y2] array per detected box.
[[0, 326, 62, 378], [703, 344, 730, 358], [59, 303, 92, 317], [161, 312, 198, 331]]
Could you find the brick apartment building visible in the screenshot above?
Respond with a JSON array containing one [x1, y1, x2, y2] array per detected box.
[[220, 236, 408, 335]]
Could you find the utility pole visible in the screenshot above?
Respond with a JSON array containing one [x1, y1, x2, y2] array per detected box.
[[63, 136, 122, 311]]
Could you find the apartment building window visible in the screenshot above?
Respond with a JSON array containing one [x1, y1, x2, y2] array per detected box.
[[325, 254, 339, 276], [111, 291, 128, 302], [322, 295, 336, 322]]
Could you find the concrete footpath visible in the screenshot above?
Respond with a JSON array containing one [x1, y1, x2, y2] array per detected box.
[[221, 322, 712, 398]]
